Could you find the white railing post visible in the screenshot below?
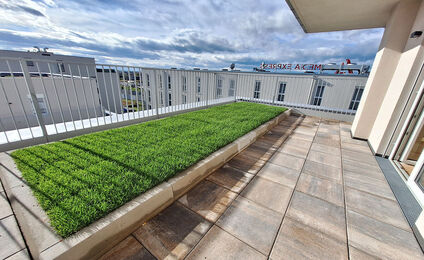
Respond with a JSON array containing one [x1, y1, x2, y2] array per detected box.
[[153, 69, 160, 118], [20, 59, 49, 139]]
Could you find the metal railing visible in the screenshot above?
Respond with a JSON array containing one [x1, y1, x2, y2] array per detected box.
[[0, 57, 368, 151]]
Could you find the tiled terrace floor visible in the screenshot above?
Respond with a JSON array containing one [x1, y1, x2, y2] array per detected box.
[[99, 114, 424, 260]]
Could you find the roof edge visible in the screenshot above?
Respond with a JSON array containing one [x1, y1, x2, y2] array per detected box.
[[285, 0, 309, 33]]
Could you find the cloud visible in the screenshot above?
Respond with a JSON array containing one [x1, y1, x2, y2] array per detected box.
[[0, 0, 384, 70]]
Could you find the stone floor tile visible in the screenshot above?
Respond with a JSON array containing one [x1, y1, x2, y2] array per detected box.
[[257, 162, 300, 188], [313, 136, 340, 147], [341, 137, 368, 147], [186, 226, 266, 260], [302, 160, 342, 183], [342, 159, 385, 181], [307, 150, 341, 168], [310, 142, 341, 156], [240, 144, 275, 161], [278, 143, 309, 158], [270, 217, 347, 260], [207, 165, 254, 193], [345, 187, 410, 231], [0, 216, 26, 260], [344, 170, 396, 201], [316, 132, 340, 142], [293, 126, 316, 136], [178, 180, 237, 222], [341, 149, 379, 167], [286, 191, 346, 242], [269, 152, 305, 171], [133, 202, 212, 260], [341, 142, 373, 155], [0, 192, 13, 220], [290, 132, 314, 142], [240, 176, 293, 213], [284, 137, 312, 150], [252, 140, 278, 152], [347, 210, 423, 260], [98, 236, 155, 260], [348, 246, 379, 260], [226, 153, 266, 175], [216, 196, 282, 255], [5, 249, 30, 260], [296, 173, 344, 207]]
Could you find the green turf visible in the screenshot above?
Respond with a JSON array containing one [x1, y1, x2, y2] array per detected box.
[[11, 102, 286, 237]]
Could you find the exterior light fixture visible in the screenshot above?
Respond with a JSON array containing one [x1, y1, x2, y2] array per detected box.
[[410, 31, 423, 38]]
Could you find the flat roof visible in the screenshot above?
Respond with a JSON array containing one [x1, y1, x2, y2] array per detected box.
[[285, 0, 400, 33]]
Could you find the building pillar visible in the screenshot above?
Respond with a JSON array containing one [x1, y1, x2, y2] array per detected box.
[[351, 0, 420, 144]]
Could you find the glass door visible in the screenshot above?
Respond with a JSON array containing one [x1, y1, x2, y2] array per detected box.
[[408, 148, 424, 206]]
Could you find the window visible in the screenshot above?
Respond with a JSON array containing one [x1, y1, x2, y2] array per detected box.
[[312, 85, 325, 106], [168, 93, 172, 106], [277, 82, 286, 102], [147, 74, 150, 87], [57, 63, 65, 73], [229, 80, 235, 97], [254, 81, 261, 99], [196, 77, 201, 94], [182, 94, 187, 104], [182, 76, 187, 92], [28, 94, 48, 115], [160, 92, 164, 105], [216, 78, 223, 98], [148, 90, 151, 103], [26, 61, 34, 67], [168, 75, 171, 90], [349, 86, 364, 110], [159, 75, 163, 89], [197, 97, 201, 102]]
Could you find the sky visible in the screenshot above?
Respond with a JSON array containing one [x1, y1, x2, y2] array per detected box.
[[0, 0, 384, 70]]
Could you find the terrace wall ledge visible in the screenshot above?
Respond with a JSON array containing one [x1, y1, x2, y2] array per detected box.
[[0, 108, 291, 260]]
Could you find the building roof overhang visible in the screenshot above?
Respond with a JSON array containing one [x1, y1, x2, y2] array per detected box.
[[285, 0, 400, 33]]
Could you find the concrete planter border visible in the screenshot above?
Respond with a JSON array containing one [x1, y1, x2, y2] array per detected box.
[[0, 109, 291, 260]]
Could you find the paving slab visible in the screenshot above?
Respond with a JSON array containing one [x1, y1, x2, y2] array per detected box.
[[226, 153, 266, 175], [313, 136, 340, 147], [296, 173, 344, 207], [302, 160, 342, 183], [283, 137, 312, 149], [341, 142, 373, 155], [310, 142, 341, 156], [344, 170, 396, 201], [307, 150, 341, 168], [270, 217, 348, 260], [342, 159, 385, 181], [133, 202, 212, 260], [4, 249, 30, 260], [278, 143, 309, 158], [216, 196, 282, 255], [257, 162, 300, 188], [347, 210, 423, 260], [0, 192, 13, 220], [269, 152, 305, 171], [186, 226, 266, 260], [98, 236, 155, 260], [240, 176, 293, 213], [0, 216, 26, 260], [341, 149, 379, 167], [178, 180, 237, 222], [348, 246, 379, 260], [290, 132, 314, 142], [345, 187, 410, 231], [240, 144, 274, 161], [206, 165, 254, 193], [286, 191, 346, 242]]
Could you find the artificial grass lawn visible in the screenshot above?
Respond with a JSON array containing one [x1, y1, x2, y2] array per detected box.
[[11, 102, 286, 237]]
